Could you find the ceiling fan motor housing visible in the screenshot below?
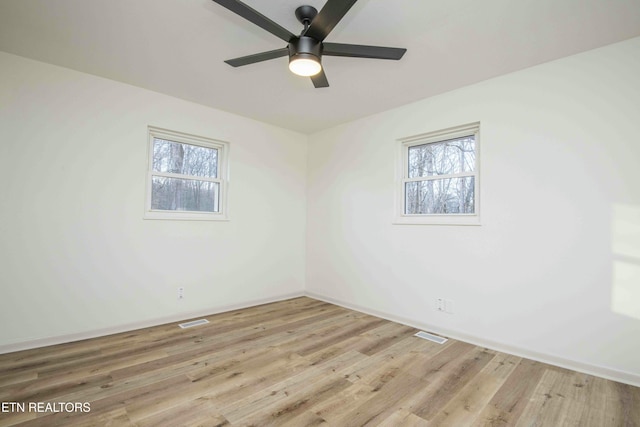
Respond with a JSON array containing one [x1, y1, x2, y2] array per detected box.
[[289, 36, 322, 64]]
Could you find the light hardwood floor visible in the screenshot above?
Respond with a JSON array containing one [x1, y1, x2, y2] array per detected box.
[[0, 297, 638, 426]]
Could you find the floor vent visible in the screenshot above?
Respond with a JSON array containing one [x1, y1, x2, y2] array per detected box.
[[179, 319, 209, 329], [414, 331, 448, 344]]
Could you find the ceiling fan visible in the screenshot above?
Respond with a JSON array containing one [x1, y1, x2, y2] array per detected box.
[[211, 0, 407, 88]]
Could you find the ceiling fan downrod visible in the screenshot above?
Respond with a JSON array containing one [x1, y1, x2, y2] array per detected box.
[[294, 5, 318, 32]]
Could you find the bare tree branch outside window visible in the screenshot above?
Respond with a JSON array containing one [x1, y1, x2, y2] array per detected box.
[[151, 138, 220, 213], [405, 136, 475, 214]]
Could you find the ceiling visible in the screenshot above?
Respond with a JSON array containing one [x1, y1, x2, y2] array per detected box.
[[1, 0, 640, 134]]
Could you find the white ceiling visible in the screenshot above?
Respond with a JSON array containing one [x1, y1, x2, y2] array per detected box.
[[1, 0, 640, 134]]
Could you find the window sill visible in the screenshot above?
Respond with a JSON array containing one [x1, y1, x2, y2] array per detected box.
[[144, 211, 229, 221], [393, 214, 481, 226]]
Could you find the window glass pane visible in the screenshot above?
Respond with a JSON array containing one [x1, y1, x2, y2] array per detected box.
[[408, 136, 475, 178], [152, 138, 218, 178], [151, 176, 219, 212], [405, 177, 475, 214]]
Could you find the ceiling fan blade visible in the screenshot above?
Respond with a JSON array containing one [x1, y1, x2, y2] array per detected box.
[[323, 43, 406, 60], [304, 0, 358, 42], [311, 69, 329, 88], [225, 47, 289, 67], [212, 0, 295, 42]]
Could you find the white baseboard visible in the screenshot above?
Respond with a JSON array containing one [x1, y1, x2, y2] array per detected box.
[[0, 291, 304, 355], [3, 289, 638, 388], [305, 291, 640, 388]]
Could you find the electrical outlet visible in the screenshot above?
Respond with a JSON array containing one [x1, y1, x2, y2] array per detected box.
[[177, 287, 184, 300], [436, 298, 454, 314]]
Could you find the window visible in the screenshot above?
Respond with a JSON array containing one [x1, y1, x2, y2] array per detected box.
[[145, 126, 229, 220], [395, 123, 480, 225]]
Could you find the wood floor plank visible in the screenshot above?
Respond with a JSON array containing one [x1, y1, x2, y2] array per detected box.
[[108, 306, 348, 384], [278, 410, 328, 426], [0, 409, 38, 426], [0, 337, 107, 374], [14, 407, 132, 427], [324, 369, 429, 426], [377, 409, 430, 427], [404, 346, 497, 421], [0, 373, 113, 405], [159, 305, 345, 359], [576, 376, 616, 427], [356, 322, 417, 356], [308, 381, 376, 422], [309, 349, 369, 377], [470, 358, 547, 426], [196, 353, 314, 409], [339, 335, 451, 385], [514, 368, 572, 427], [221, 367, 350, 425], [340, 344, 496, 425], [232, 375, 349, 426], [73, 374, 189, 423], [134, 397, 228, 427], [292, 317, 388, 357], [612, 380, 640, 427], [0, 296, 638, 427], [428, 353, 520, 426], [552, 372, 601, 426], [0, 371, 37, 388]]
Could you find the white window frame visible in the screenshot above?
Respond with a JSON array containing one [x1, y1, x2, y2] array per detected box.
[[394, 122, 480, 226], [144, 126, 229, 221]]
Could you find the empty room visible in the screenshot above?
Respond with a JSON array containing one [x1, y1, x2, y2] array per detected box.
[[1, 0, 639, 425]]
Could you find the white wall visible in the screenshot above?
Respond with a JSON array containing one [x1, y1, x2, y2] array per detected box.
[[2, 36, 639, 386], [307, 37, 640, 385], [0, 52, 307, 350]]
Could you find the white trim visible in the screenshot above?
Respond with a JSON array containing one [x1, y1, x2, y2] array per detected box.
[[3, 290, 639, 387], [0, 291, 303, 355], [305, 291, 640, 388], [394, 122, 480, 226], [398, 122, 481, 145], [149, 171, 223, 183], [144, 126, 230, 221], [404, 171, 475, 182]]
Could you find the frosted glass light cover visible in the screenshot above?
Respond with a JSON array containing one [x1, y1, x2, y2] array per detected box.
[[289, 58, 321, 76]]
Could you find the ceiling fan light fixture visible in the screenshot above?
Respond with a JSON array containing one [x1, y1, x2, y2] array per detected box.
[[288, 36, 322, 77], [289, 54, 322, 76]]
